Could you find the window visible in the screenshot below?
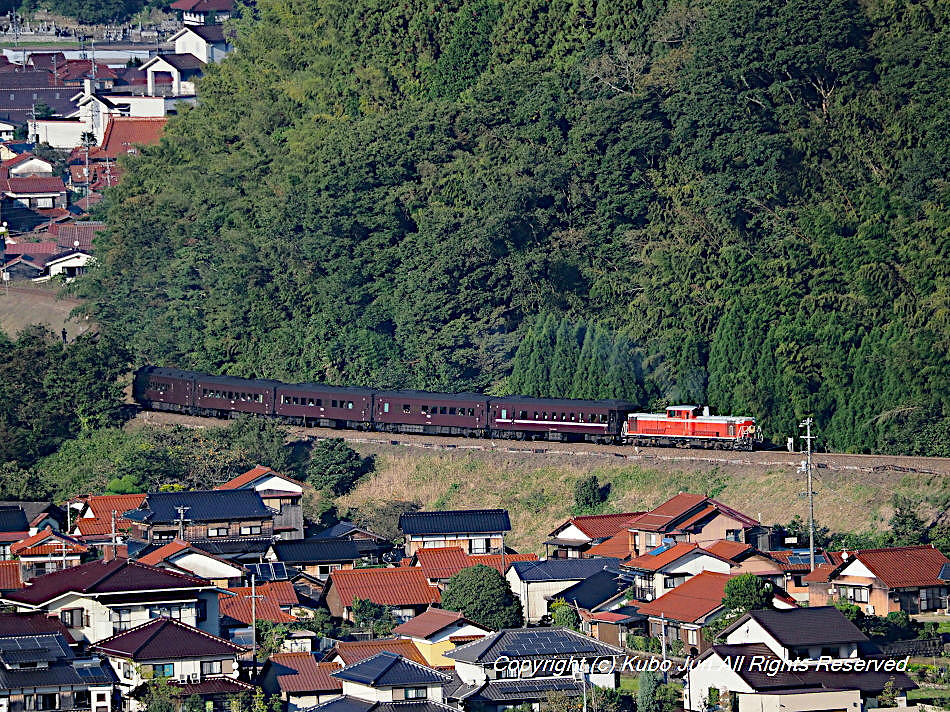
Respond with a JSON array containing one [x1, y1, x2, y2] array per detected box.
[[209, 527, 228, 537], [149, 605, 182, 620], [332, 399, 338, 408], [26, 694, 60, 711], [36, 197, 53, 209], [152, 663, 174, 678], [403, 404, 411, 414], [201, 660, 222, 675], [449, 407, 456, 415], [60, 607, 84, 628], [405, 688, 428, 699], [471, 538, 491, 554], [469, 408, 476, 416], [840, 585, 869, 603], [383, 402, 390, 413], [519, 410, 527, 419], [686, 629, 698, 645], [197, 599, 207, 622], [113, 608, 132, 633], [440, 407, 447, 414], [347, 401, 354, 409], [240, 525, 262, 536], [725, 529, 741, 542], [74, 691, 91, 709], [500, 409, 507, 419], [647, 534, 657, 547]]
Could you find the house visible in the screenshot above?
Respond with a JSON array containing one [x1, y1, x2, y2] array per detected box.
[[0, 632, 116, 712], [682, 607, 916, 712], [68, 493, 146, 545], [136, 538, 246, 586], [324, 568, 440, 623], [545, 570, 643, 646], [217, 465, 306, 540], [0, 557, 222, 644], [0, 506, 32, 559], [0, 501, 65, 535], [410, 546, 538, 587], [806, 544, 950, 615], [10, 527, 88, 580], [141, 54, 205, 96], [313, 520, 389, 543], [91, 617, 249, 711], [219, 582, 297, 646], [392, 608, 492, 667], [170, 24, 234, 64], [0, 176, 67, 210], [444, 628, 623, 712], [0, 611, 74, 639], [52, 221, 104, 253], [328, 652, 451, 706], [544, 512, 644, 559], [0, 153, 53, 178], [170, 0, 235, 26], [26, 52, 65, 72], [635, 571, 796, 657], [260, 654, 342, 712], [621, 542, 732, 602], [267, 538, 366, 579], [0, 121, 14, 141], [0, 71, 77, 126], [703, 540, 787, 586], [769, 549, 845, 600], [54, 60, 117, 90], [123, 489, 275, 549], [623, 493, 768, 558], [399, 509, 511, 556], [505, 558, 619, 623], [323, 639, 427, 667]]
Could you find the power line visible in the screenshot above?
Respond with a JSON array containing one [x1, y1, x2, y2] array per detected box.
[[799, 417, 817, 572]]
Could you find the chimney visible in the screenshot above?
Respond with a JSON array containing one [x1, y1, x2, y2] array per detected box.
[[83, 77, 93, 97]]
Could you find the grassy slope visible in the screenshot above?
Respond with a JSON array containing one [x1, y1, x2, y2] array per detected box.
[[337, 444, 950, 553]]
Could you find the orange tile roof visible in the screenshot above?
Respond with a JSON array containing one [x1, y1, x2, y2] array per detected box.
[[220, 589, 296, 625], [266, 654, 341, 693], [802, 564, 837, 583], [217, 465, 306, 491], [627, 493, 758, 533], [138, 539, 191, 566], [330, 568, 440, 608], [329, 638, 426, 665], [227, 581, 298, 607], [703, 540, 753, 561], [838, 545, 950, 589], [11, 527, 86, 556], [415, 547, 471, 579], [92, 116, 167, 160], [468, 552, 538, 574], [556, 513, 645, 539], [392, 608, 465, 639], [586, 531, 634, 560], [0, 561, 23, 590], [625, 542, 702, 571], [73, 494, 145, 537], [635, 571, 733, 623]]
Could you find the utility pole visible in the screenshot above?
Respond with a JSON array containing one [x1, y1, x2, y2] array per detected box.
[[175, 506, 190, 540], [249, 574, 264, 681], [110, 509, 117, 558], [799, 417, 816, 572]]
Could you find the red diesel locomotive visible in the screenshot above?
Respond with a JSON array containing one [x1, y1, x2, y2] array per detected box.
[[133, 366, 762, 449]]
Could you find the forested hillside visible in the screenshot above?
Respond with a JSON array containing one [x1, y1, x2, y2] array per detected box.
[[80, 0, 950, 454]]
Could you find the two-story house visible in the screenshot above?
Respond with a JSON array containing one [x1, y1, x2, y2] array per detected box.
[[0, 632, 116, 712], [621, 542, 732, 601], [123, 490, 275, 555], [260, 654, 342, 712], [399, 509, 511, 556], [392, 608, 492, 667], [91, 617, 250, 712], [322, 639, 428, 668], [324, 568, 440, 624], [329, 652, 452, 708], [11, 527, 89, 581], [505, 558, 619, 623], [623, 493, 767, 558], [168, 24, 234, 64], [136, 538, 246, 587], [805, 545, 950, 615], [444, 628, 623, 712], [266, 538, 365, 579], [544, 512, 644, 559], [0, 558, 222, 644], [682, 607, 917, 712], [69, 494, 147, 548], [216, 465, 305, 540], [170, 0, 234, 26]]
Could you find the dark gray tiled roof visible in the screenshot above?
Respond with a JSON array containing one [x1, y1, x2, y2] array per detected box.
[[551, 569, 629, 610], [303, 700, 459, 712], [399, 509, 510, 536], [445, 628, 623, 663], [332, 652, 450, 686], [510, 558, 619, 582], [271, 537, 362, 564], [727, 607, 868, 647], [470, 677, 581, 702], [124, 489, 272, 524], [303, 696, 376, 712], [0, 507, 28, 533], [189, 536, 274, 556], [0, 634, 116, 689]]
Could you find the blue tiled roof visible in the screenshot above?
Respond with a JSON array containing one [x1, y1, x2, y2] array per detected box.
[[509, 558, 619, 582], [271, 537, 362, 564], [445, 628, 624, 663], [332, 652, 451, 687], [399, 510, 511, 536], [0, 507, 28, 533], [551, 569, 629, 610], [124, 489, 272, 523], [939, 563, 950, 581]]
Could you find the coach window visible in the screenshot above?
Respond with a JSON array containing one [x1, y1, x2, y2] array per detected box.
[[403, 404, 411, 414], [383, 402, 390, 413], [470, 408, 476, 416], [569, 413, 575, 421], [449, 407, 456, 415], [308, 399, 315, 407], [347, 401, 354, 409], [439, 407, 446, 415], [561, 412, 566, 420], [422, 406, 429, 414], [501, 409, 507, 419], [317, 399, 322, 406], [579, 413, 585, 421]]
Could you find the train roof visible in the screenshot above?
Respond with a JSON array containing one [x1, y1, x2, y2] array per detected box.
[[628, 412, 755, 423], [135, 365, 200, 379], [374, 389, 489, 403], [193, 373, 285, 387], [491, 395, 638, 409], [281, 382, 375, 396]]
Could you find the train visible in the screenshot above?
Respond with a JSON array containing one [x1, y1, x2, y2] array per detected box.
[[132, 366, 762, 450]]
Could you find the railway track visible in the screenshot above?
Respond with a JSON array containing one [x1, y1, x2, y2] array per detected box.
[[132, 409, 950, 476]]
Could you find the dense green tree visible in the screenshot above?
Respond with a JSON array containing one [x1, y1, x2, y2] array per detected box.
[[721, 574, 773, 618], [637, 671, 661, 712], [74, 0, 950, 456], [549, 598, 580, 630], [307, 438, 370, 495], [889, 495, 927, 546], [441, 564, 523, 629], [351, 597, 396, 636], [572, 474, 603, 513]]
